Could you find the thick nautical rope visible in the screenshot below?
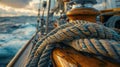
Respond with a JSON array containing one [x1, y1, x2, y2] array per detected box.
[[66, 39, 120, 59], [26, 20, 120, 67], [105, 16, 120, 28], [29, 20, 88, 58], [114, 28, 120, 34], [28, 20, 88, 65], [26, 20, 88, 66]]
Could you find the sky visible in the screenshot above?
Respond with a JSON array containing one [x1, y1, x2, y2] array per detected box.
[[0, 0, 40, 17], [0, 0, 104, 17]]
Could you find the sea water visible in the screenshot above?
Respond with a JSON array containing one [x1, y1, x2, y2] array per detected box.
[[0, 16, 36, 67]]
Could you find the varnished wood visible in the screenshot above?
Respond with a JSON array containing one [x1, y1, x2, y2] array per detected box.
[[67, 8, 100, 22], [100, 8, 120, 23], [63, 0, 70, 12], [52, 47, 120, 67], [63, 0, 70, 2], [100, 8, 120, 14]]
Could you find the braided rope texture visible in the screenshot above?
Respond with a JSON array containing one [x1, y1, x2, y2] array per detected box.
[[105, 16, 120, 28], [26, 20, 120, 67], [114, 28, 120, 34]]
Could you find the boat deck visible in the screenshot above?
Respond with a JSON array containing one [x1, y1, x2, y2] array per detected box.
[[7, 35, 35, 67], [7, 26, 54, 67]]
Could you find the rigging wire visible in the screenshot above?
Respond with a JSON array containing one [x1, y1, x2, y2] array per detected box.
[[41, 1, 47, 19], [32, 0, 42, 44]]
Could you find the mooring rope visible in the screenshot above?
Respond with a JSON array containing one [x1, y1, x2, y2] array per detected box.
[[105, 16, 120, 28], [26, 21, 79, 66], [114, 28, 120, 34], [29, 20, 88, 58], [26, 20, 120, 67]]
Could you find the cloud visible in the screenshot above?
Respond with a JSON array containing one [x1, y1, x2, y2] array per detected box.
[[0, 6, 37, 17], [0, 0, 49, 17], [0, 0, 39, 16], [0, 0, 32, 8], [25, 1, 39, 11], [94, 2, 105, 10], [96, 0, 103, 4], [0, 0, 53, 16]]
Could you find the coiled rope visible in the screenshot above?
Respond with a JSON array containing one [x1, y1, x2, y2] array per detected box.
[[26, 20, 120, 67], [105, 16, 120, 28], [26, 20, 88, 67], [114, 28, 120, 34]]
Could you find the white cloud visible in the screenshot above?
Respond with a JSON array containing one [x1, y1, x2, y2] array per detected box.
[[94, 2, 106, 10], [0, 0, 39, 17], [0, 0, 32, 8]]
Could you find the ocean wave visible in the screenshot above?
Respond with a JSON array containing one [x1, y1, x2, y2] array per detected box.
[[0, 17, 36, 66]]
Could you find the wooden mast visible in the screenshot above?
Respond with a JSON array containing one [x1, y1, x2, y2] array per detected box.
[[45, 0, 51, 34], [37, 0, 41, 31]]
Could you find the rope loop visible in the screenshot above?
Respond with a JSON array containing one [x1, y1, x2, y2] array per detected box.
[[26, 20, 120, 67]]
